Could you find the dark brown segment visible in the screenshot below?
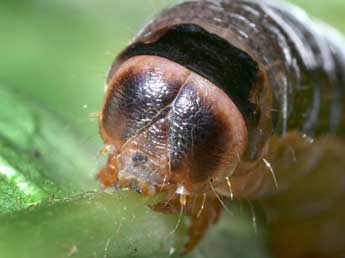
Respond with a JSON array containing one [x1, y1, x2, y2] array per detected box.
[[117, 0, 345, 139], [115, 24, 260, 126]]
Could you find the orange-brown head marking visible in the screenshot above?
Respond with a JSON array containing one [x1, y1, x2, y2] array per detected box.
[[98, 55, 248, 196]]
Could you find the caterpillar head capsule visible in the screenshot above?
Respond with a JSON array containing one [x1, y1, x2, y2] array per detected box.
[[98, 55, 248, 196]]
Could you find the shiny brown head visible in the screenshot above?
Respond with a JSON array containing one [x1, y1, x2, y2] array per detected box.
[[98, 55, 248, 195]]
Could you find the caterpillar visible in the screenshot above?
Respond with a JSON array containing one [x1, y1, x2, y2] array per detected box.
[[97, 1, 345, 257]]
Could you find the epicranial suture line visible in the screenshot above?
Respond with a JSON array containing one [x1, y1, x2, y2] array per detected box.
[[98, 0, 345, 257]]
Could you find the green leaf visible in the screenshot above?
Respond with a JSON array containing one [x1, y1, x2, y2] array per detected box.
[[0, 191, 187, 258], [0, 87, 98, 199], [0, 86, 98, 215]]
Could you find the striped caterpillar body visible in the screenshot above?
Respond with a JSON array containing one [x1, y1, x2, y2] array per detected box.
[[98, 1, 345, 257]]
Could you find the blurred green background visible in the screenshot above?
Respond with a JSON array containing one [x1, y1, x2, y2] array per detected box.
[[0, 0, 344, 150]]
